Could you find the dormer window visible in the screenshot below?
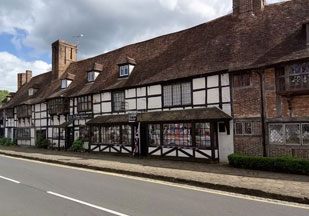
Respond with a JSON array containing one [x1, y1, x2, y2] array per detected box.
[[28, 88, 38, 96], [118, 56, 136, 78], [87, 71, 99, 82], [61, 79, 72, 89], [119, 65, 129, 77]]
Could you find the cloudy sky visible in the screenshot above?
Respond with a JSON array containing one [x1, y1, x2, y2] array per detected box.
[[0, 0, 286, 92]]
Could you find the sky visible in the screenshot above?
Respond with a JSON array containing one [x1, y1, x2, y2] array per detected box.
[[0, 0, 287, 92]]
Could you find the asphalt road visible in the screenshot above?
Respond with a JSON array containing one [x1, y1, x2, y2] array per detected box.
[[0, 155, 308, 216]]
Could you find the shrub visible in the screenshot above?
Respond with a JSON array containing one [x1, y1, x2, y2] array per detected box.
[[70, 139, 84, 152], [0, 138, 15, 146], [35, 134, 51, 149], [228, 154, 309, 175]]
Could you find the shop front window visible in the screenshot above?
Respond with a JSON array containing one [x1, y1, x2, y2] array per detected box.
[[195, 123, 211, 149], [162, 123, 192, 147], [148, 124, 161, 147]]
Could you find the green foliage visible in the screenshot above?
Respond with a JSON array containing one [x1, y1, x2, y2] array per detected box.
[[0, 90, 9, 106], [35, 134, 51, 149], [70, 139, 84, 152], [0, 138, 15, 146], [228, 154, 309, 175]]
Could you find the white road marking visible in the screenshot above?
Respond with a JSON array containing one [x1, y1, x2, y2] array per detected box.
[[1, 154, 309, 210], [47, 191, 130, 216], [0, 175, 20, 184]]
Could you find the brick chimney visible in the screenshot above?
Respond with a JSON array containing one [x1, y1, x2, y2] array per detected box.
[[233, 0, 265, 16], [52, 40, 77, 80], [17, 70, 32, 90]]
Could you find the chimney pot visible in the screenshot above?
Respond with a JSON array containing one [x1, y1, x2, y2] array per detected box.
[[233, 0, 265, 16]]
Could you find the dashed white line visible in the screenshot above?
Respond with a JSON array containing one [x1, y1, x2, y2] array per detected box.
[[0, 175, 20, 184], [47, 191, 130, 216]]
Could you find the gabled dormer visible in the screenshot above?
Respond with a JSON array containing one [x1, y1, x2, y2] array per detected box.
[[87, 63, 103, 82], [61, 73, 75, 89], [118, 56, 136, 78], [28, 85, 39, 96]]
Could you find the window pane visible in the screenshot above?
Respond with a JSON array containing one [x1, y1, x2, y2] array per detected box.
[[244, 122, 252, 135], [163, 123, 192, 147], [286, 124, 301, 145], [302, 124, 309, 145], [163, 85, 172, 107], [148, 124, 161, 146], [122, 125, 131, 145], [235, 122, 243, 135], [269, 124, 284, 144], [113, 92, 125, 112], [195, 123, 211, 149], [182, 82, 191, 105], [172, 84, 181, 106], [93, 127, 100, 143]]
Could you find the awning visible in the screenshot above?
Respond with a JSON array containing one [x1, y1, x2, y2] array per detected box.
[[138, 107, 231, 122], [86, 114, 131, 125], [56, 121, 73, 128], [87, 107, 231, 125]]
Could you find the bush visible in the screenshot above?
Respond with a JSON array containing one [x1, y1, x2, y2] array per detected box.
[[70, 139, 84, 152], [35, 134, 51, 149], [0, 138, 15, 146], [228, 154, 309, 175]]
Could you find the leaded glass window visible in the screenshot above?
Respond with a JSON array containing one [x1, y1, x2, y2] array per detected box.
[[195, 123, 211, 149], [162, 123, 192, 147], [285, 124, 301, 145], [148, 124, 161, 147], [112, 91, 125, 112], [163, 82, 192, 107], [269, 124, 284, 145], [302, 124, 309, 145]]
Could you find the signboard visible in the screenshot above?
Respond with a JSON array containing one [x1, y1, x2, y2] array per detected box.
[[68, 114, 93, 121], [129, 113, 137, 122]]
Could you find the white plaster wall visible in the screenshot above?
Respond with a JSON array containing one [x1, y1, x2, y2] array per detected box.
[[125, 89, 136, 98], [93, 94, 100, 104], [147, 85, 161, 95], [126, 99, 136, 110], [221, 73, 230, 86], [207, 88, 219, 104], [102, 102, 112, 112], [222, 87, 230, 103], [192, 78, 205, 90], [148, 96, 161, 109], [207, 75, 219, 88], [41, 103, 47, 111], [136, 87, 146, 97], [193, 91, 205, 105], [222, 104, 232, 116], [137, 98, 147, 110], [218, 121, 234, 163], [93, 104, 100, 114], [102, 92, 111, 101]]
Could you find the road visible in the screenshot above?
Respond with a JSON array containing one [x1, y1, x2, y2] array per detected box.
[[0, 155, 308, 216]]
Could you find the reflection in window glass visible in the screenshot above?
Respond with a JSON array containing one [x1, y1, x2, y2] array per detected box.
[[269, 124, 284, 145], [92, 127, 100, 143], [163, 123, 192, 147], [286, 124, 301, 145], [148, 124, 161, 146], [121, 125, 132, 145], [101, 126, 121, 145], [195, 123, 211, 149], [302, 124, 309, 145]]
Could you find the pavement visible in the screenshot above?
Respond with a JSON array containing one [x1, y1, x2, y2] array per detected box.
[[1, 154, 309, 216], [0, 146, 308, 206]]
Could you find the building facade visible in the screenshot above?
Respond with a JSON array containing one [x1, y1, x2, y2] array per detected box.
[[1, 0, 309, 162]]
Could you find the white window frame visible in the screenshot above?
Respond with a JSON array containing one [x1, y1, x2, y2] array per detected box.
[[119, 65, 129, 77], [88, 72, 95, 82]]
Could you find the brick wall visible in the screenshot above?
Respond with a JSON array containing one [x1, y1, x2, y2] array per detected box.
[[234, 136, 263, 156]]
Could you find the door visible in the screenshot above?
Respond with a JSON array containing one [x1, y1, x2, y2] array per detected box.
[[65, 127, 74, 150]]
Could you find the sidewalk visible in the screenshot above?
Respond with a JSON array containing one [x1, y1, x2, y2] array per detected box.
[[0, 146, 308, 204]]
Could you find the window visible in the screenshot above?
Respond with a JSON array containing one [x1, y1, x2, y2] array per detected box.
[[92, 126, 100, 143], [5, 109, 14, 118], [119, 65, 129, 77], [163, 82, 192, 107], [233, 73, 251, 88], [92, 125, 132, 145], [61, 79, 72, 89], [48, 98, 70, 115], [163, 123, 192, 147], [269, 123, 309, 145], [88, 71, 99, 82], [79, 126, 89, 141], [16, 105, 31, 118], [52, 128, 65, 140], [276, 63, 309, 94], [17, 128, 31, 140], [148, 124, 161, 147], [235, 121, 253, 135], [112, 91, 125, 112], [28, 88, 38, 96], [101, 126, 120, 144], [195, 123, 211, 149], [77, 95, 92, 112]]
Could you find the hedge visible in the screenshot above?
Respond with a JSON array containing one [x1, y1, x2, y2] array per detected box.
[[0, 138, 15, 146], [228, 154, 309, 175]]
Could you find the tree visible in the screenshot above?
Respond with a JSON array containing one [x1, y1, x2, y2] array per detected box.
[[0, 90, 9, 106]]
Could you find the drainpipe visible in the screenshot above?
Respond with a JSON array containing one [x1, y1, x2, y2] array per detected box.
[[253, 69, 267, 157]]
